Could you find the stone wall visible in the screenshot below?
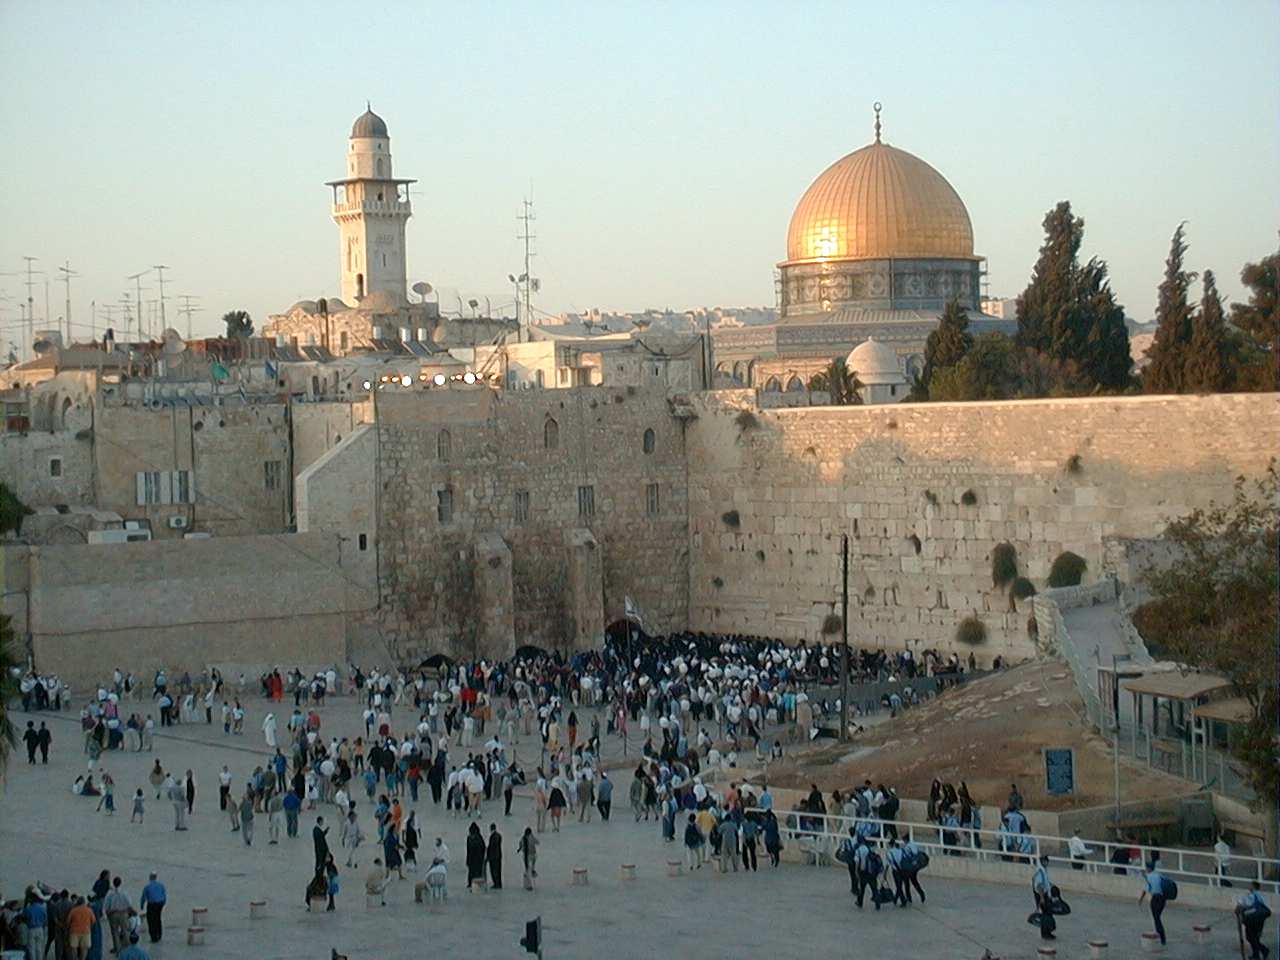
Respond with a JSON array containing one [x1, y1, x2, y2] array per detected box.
[[368, 387, 690, 662], [0, 429, 94, 509], [684, 391, 1279, 663], [2, 532, 359, 687]]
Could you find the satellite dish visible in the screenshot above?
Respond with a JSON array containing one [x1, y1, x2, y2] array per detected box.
[[411, 281, 430, 297], [32, 338, 54, 354], [161, 329, 186, 355]]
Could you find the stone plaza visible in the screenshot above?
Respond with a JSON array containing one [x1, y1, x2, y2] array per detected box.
[[1, 691, 1245, 960]]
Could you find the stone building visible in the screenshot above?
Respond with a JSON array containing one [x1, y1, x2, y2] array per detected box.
[[713, 106, 1013, 392]]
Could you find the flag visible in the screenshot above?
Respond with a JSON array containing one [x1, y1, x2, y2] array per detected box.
[[624, 595, 647, 632]]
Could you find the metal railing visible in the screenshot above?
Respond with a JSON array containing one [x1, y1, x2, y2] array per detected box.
[[747, 807, 1279, 894]]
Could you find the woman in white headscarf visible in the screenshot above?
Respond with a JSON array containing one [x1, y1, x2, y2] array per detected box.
[[263, 712, 278, 749]]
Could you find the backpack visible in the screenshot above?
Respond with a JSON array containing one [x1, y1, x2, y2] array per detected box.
[[1160, 876, 1178, 901], [835, 839, 854, 864], [903, 849, 930, 873], [865, 850, 883, 876]]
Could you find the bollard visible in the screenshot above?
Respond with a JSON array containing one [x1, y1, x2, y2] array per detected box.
[[571, 867, 588, 886], [366, 893, 384, 909], [307, 897, 327, 915], [191, 906, 209, 927], [1035, 948, 1056, 958], [666, 860, 682, 878], [1140, 931, 1163, 953], [249, 900, 267, 919], [186, 927, 206, 946], [619, 864, 636, 881], [1191, 924, 1211, 945], [1087, 939, 1108, 959]]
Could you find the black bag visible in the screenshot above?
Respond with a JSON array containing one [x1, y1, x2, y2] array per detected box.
[[1161, 876, 1179, 901], [1050, 896, 1071, 916], [1027, 911, 1057, 934], [865, 850, 883, 877], [907, 850, 930, 873]]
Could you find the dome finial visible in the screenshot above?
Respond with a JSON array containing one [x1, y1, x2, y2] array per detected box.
[[873, 102, 882, 143], [366, 99, 371, 111]]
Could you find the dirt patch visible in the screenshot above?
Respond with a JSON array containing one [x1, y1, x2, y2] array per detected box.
[[767, 660, 1190, 811]]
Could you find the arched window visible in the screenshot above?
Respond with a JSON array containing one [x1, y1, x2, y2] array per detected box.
[[376, 158, 384, 177], [437, 428, 452, 462], [785, 375, 806, 393], [642, 428, 655, 454], [544, 417, 559, 450], [763, 376, 782, 392], [732, 361, 747, 386]]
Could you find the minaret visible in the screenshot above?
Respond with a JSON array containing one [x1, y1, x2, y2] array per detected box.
[[326, 105, 415, 304]]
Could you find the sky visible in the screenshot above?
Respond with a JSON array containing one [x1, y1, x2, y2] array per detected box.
[[1, 0, 1277, 350]]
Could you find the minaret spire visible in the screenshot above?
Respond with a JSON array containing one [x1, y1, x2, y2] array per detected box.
[[873, 101, 882, 143]]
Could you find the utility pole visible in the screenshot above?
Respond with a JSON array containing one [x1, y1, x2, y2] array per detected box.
[[127, 270, 149, 339], [58, 260, 79, 343], [840, 532, 850, 741], [22, 256, 38, 358], [517, 197, 537, 337], [177, 294, 201, 339], [153, 265, 170, 330]]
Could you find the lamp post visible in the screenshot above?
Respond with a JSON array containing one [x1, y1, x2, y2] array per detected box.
[[840, 532, 850, 741]]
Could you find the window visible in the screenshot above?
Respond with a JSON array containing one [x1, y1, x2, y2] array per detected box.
[[514, 490, 530, 524], [642, 428, 655, 454], [535, 370, 545, 389], [437, 486, 454, 524], [358, 533, 368, 551], [645, 482, 660, 516], [544, 417, 559, 450], [49, 458, 62, 477], [437, 428, 452, 462], [264, 460, 283, 491], [577, 484, 595, 518], [172, 469, 193, 505], [135, 470, 167, 505], [340, 332, 349, 352]]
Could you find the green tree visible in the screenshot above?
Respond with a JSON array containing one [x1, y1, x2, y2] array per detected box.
[[0, 483, 32, 536], [928, 333, 1018, 401], [222, 310, 254, 339], [809, 356, 864, 406], [1016, 201, 1131, 390], [0, 614, 20, 781], [1228, 242, 1279, 391], [920, 298, 974, 392], [1134, 464, 1279, 855], [1184, 269, 1229, 392], [1144, 223, 1198, 393]]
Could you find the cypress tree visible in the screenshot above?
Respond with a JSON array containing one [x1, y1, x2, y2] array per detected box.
[[921, 297, 974, 390], [1143, 223, 1197, 393], [1184, 270, 1229, 392], [1016, 201, 1081, 357]]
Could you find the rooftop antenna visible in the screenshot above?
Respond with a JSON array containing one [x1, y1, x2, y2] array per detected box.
[[22, 256, 39, 359], [153, 265, 170, 330], [58, 260, 79, 343], [516, 195, 538, 339], [126, 269, 150, 339], [177, 293, 202, 339]]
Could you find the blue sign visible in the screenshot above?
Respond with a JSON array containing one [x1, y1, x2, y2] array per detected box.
[[1045, 748, 1075, 796]]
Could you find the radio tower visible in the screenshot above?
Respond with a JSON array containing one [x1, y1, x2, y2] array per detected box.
[[516, 197, 538, 336]]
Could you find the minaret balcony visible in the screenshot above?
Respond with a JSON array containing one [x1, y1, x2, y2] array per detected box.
[[331, 199, 412, 217]]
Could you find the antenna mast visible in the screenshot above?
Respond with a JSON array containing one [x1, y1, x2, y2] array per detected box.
[[126, 269, 150, 339], [153, 265, 170, 329], [177, 294, 202, 339], [22, 256, 38, 358], [516, 197, 538, 336], [58, 260, 79, 343]]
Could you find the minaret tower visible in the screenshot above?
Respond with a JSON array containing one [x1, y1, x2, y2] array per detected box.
[[326, 105, 415, 304]]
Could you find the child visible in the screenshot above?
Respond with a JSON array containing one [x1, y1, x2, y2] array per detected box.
[[131, 788, 145, 823], [97, 772, 116, 815]]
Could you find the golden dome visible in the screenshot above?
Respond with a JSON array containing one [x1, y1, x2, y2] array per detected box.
[[784, 139, 975, 264]]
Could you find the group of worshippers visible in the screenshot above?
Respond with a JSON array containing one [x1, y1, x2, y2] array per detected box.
[[2, 872, 165, 959]]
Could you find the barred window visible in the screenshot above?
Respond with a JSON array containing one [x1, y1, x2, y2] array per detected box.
[[577, 485, 595, 518]]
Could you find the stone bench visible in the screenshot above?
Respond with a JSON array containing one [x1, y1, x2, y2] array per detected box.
[[1191, 924, 1211, 945], [571, 867, 588, 886], [1140, 931, 1163, 953], [186, 926, 206, 946], [666, 860, 682, 877], [248, 900, 267, 919], [1087, 939, 1108, 959], [191, 906, 208, 926], [619, 863, 636, 881]]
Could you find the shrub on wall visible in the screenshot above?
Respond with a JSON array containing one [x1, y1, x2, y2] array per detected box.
[[923, 489, 939, 506], [961, 489, 978, 506], [0, 483, 32, 536], [991, 542, 1019, 588], [1065, 453, 1083, 474], [955, 615, 987, 645], [1047, 551, 1087, 587], [821, 613, 843, 635], [721, 509, 741, 528], [734, 410, 759, 431], [1010, 577, 1037, 600]]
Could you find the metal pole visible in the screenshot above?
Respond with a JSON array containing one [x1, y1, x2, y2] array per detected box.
[[1113, 656, 1121, 828], [840, 532, 849, 741]]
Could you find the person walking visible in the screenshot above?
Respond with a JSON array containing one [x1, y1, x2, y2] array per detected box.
[[313, 816, 331, 873], [23, 721, 39, 764], [218, 765, 232, 811], [517, 827, 539, 890], [838, 828, 858, 895], [596, 772, 613, 821], [1236, 881, 1272, 959], [1032, 855, 1056, 941], [404, 812, 420, 872], [168, 778, 187, 831], [466, 823, 486, 890], [103, 877, 132, 954], [37, 721, 52, 763], [239, 793, 255, 845], [23, 891, 49, 960], [741, 815, 759, 871], [763, 810, 783, 867], [139, 873, 166, 943], [267, 792, 284, 844], [66, 895, 96, 960], [1138, 859, 1169, 947], [184, 769, 196, 815], [486, 824, 503, 890]]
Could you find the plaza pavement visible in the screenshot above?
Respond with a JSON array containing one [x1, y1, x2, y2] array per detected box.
[[0, 693, 1246, 960]]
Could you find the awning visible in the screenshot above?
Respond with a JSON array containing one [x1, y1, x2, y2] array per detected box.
[[1192, 697, 1254, 725], [1121, 671, 1232, 700]]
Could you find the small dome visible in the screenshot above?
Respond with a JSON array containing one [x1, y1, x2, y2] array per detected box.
[[351, 107, 388, 139], [846, 338, 905, 384]]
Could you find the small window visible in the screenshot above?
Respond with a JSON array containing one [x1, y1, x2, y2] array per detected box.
[[544, 417, 559, 450], [172, 469, 193, 504], [646, 482, 660, 516], [136, 470, 165, 505], [437, 428, 452, 462], [577, 485, 595, 518], [264, 460, 283, 491], [437, 486, 454, 524], [340, 331, 349, 352], [49, 458, 62, 477], [535, 370, 545, 389], [642, 428, 655, 455], [514, 490, 530, 524], [890, 384, 897, 396], [358, 533, 368, 551]]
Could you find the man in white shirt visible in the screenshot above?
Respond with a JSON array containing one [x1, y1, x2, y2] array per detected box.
[[1067, 829, 1092, 870], [1214, 835, 1233, 888]]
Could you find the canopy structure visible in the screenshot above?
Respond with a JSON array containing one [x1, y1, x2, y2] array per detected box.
[[1192, 697, 1254, 725], [1121, 672, 1232, 701], [1121, 669, 1235, 785]]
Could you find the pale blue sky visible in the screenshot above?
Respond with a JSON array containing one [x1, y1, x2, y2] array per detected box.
[[1, 0, 1277, 346]]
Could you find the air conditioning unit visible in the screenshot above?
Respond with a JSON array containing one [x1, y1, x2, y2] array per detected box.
[[168, 516, 189, 529]]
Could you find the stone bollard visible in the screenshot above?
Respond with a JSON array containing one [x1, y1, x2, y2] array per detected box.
[[308, 897, 327, 915], [1140, 932, 1163, 953], [1035, 948, 1056, 958], [366, 893, 384, 909], [571, 867, 589, 886], [1087, 939, 1109, 959], [666, 860, 682, 878], [619, 864, 636, 881], [186, 927, 206, 946], [191, 906, 209, 927], [1191, 924, 1211, 946], [249, 900, 267, 920]]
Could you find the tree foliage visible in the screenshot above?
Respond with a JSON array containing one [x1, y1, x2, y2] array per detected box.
[[1228, 242, 1279, 391], [0, 614, 19, 780], [1184, 269, 1229, 393], [0, 483, 32, 537], [1143, 223, 1198, 393], [1016, 201, 1131, 390], [1047, 551, 1087, 588], [809, 356, 863, 406], [1134, 464, 1279, 835], [222, 310, 254, 339], [926, 333, 1088, 402], [921, 298, 973, 393]]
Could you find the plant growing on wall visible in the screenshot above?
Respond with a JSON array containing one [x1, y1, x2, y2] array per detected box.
[[922, 490, 939, 506], [0, 484, 32, 536], [955, 615, 987, 645], [734, 410, 760, 431], [0, 613, 19, 779], [961, 489, 978, 506], [991, 542, 1019, 588], [1047, 551, 1087, 587], [1010, 576, 1037, 600], [1065, 453, 1083, 475], [821, 612, 843, 635], [721, 510, 741, 529]]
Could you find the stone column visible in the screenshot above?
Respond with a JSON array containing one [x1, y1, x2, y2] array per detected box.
[[564, 528, 604, 651]]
